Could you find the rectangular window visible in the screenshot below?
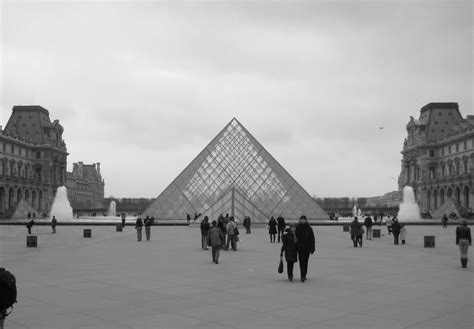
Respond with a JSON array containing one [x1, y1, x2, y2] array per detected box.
[[36, 151, 41, 159], [456, 144, 459, 152], [11, 145, 14, 153], [449, 145, 452, 154], [429, 150, 435, 157], [2, 143, 5, 152], [463, 141, 467, 150]]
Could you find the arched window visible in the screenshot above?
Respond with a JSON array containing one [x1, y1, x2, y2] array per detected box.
[[427, 190, 431, 211], [433, 189, 438, 210], [447, 188, 452, 198], [455, 187, 461, 205], [32, 190, 37, 209], [440, 189, 445, 205], [464, 186, 470, 209], [17, 188, 22, 203], [8, 188, 14, 209]]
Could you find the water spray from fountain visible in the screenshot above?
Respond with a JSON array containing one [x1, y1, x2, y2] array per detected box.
[[107, 200, 117, 217], [50, 186, 73, 221], [397, 186, 421, 222]]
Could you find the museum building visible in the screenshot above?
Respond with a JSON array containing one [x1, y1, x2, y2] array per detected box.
[[0, 105, 68, 217], [398, 102, 473, 216]]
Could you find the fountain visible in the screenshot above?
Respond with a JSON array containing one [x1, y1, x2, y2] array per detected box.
[[50, 186, 73, 221], [357, 209, 362, 217], [352, 205, 358, 217], [107, 200, 117, 217], [397, 186, 421, 222]]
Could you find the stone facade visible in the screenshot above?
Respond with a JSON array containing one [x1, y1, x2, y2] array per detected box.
[[398, 103, 473, 215], [66, 162, 104, 209], [0, 105, 68, 217], [366, 191, 402, 208]]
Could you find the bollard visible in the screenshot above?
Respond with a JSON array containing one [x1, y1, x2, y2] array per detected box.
[[424, 236, 435, 248], [83, 229, 92, 238], [116, 225, 122, 232], [27, 235, 37, 248], [373, 229, 381, 238], [343, 224, 350, 232]]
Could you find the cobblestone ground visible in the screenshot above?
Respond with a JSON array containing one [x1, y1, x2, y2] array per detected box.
[[0, 224, 472, 329]]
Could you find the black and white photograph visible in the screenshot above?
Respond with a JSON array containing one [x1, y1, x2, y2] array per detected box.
[[0, 0, 472, 328]]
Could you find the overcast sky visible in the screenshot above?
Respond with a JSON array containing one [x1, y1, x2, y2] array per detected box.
[[1, 0, 472, 199]]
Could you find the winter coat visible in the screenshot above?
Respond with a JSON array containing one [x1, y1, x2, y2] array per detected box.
[[364, 217, 373, 227], [26, 220, 35, 229], [456, 225, 472, 245], [268, 218, 277, 234], [281, 232, 298, 262], [226, 221, 237, 235], [243, 217, 250, 228], [208, 226, 224, 247], [350, 220, 363, 236], [295, 223, 315, 254], [144, 218, 152, 227], [135, 218, 143, 229], [277, 217, 286, 230], [392, 221, 401, 235], [51, 218, 57, 227], [200, 221, 211, 235]]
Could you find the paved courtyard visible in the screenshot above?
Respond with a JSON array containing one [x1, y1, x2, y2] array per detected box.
[[0, 224, 472, 329]]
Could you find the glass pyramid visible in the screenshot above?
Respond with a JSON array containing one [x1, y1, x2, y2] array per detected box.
[[143, 118, 327, 222]]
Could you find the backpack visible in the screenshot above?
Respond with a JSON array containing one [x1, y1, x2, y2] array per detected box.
[[0, 268, 17, 317]]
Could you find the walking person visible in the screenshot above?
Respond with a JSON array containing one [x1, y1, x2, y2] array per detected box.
[[226, 217, 238, 251], [200, 216, 210, 250], [277, 215, 286, 243], [26, 219, 35, 234], [386, 217, 393, 235], [144, 216, 152, 241], [217, 215, 226, 249], [51, 216, 57, 234], [268, 216, 277, 243], [456, 219, 471, 268], [392, 218, 401, 245], [442, 214, 448, 228], [280, 224, 298, 282], [295, 215, 315, 282], [350, 217, 363, 247], [207, 221, 224, 264], [135, 217, 143, 241], [121, 213, 126, 228], [243, 216, 251, 234], [364, 215, 373, 240], [186, 213, 191, 224]]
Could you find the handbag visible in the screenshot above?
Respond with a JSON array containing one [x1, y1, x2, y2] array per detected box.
[[278, 257, 284, 274], [234, 227, 240, 236]]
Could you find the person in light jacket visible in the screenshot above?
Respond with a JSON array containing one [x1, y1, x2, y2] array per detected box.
[[456, 219, 471, 268], [207, 221, 224, 264], [280, 224, 298, 282]]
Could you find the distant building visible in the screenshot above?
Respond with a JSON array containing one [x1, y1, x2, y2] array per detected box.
[[366, 191, 402, 208], [398, 102, 473, 215], [0, 105, 68, 217], [66, 162, 105, 209]]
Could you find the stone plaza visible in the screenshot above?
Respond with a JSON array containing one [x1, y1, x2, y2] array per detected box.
[[1, 224, 472, 329]]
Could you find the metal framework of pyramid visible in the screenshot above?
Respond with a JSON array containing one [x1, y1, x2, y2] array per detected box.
[[143, 118, 327, 222]]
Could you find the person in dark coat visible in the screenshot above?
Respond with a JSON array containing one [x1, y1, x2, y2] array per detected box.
[[121, 213, 126, 228], [135, 217, 143, 241], [51, 216, 57, 234], [200, 216, 211, 250], [295, 215, 315, 282], [207, 221, 224, 264], [217, 216, 227, 249], [364, 216, 373, 240], [26, 219, 35, 234], [350, 217, 363, 247], [268, 216, 277, 243], [391, 218, 401, 245], [243, 216, 251, 234], [186, 213, 191, 224], [280, 224, 298, 281], [144, 216, 152, 241], [442, 214, 448, 228], [277, 215, 286, 243], [456, 219, 471, 268]]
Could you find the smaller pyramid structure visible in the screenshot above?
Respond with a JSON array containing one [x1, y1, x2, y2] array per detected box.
[[431, 198, 468, 219], [143, 118, 327, 222], [11, 199, 39, 219]]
